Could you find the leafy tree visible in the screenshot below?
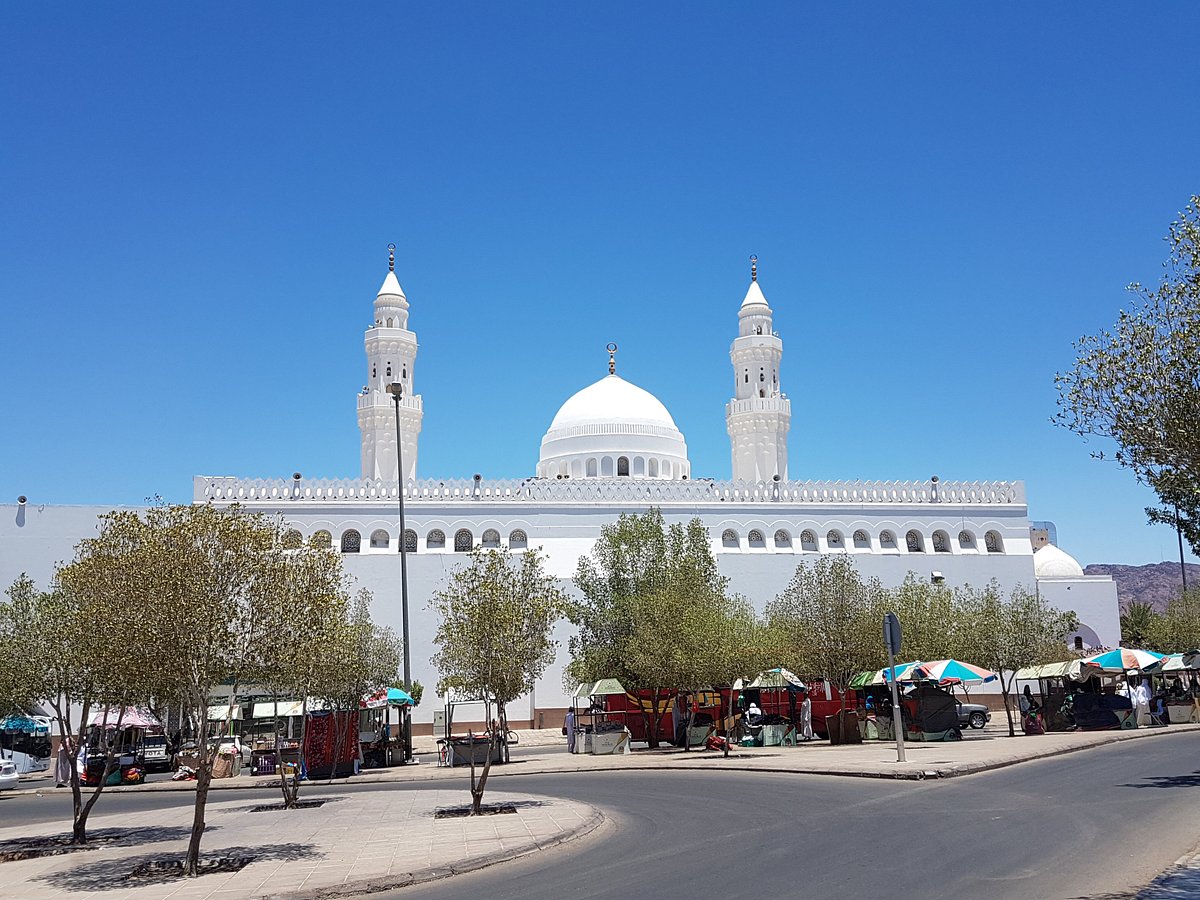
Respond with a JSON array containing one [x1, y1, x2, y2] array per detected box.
[[431, 547, 567, 814], [1148, 589, 1200, 653], [956, 583, 1078, 736], [1054, 195, 1200, 552], [4, 572, 150, 844], [1120, 601, 1165, 649], [568, 509, 733, 748], [764, 556, 888, 713], [80, 504, 358, 876], [889, 575, 963, 664]]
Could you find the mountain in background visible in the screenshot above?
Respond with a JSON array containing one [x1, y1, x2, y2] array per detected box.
[[1084, 562, 1200, 612]]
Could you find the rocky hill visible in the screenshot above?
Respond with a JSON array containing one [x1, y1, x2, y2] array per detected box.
[[1084, 561, 1200, 611]]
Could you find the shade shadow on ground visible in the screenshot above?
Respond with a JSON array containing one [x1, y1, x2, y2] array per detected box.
[[32, 842, 318, 892], [1120, 771, 1200, 790], [0, 825, 205, 863]]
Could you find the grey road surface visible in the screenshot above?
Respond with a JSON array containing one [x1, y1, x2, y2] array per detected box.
[[2, 732, 1198, 899]]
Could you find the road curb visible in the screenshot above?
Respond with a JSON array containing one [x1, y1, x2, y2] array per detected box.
[[256, 805, 607, 899]]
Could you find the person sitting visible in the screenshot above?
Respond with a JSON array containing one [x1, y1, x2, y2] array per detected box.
[[745, 703, 764, 726]]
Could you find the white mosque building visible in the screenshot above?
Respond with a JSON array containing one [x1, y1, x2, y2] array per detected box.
[[2, 251, 1120, 729]]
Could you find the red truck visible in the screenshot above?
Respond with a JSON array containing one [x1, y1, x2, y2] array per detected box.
[[599, 682, 858, 745]]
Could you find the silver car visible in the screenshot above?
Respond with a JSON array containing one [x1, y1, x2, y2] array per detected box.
[[0, 760, 19, 792], [957, 702, 990, 729]]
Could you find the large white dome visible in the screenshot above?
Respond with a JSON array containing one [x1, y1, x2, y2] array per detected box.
[[538, 374, 689, 480], [1034, 543, 1085, 578]]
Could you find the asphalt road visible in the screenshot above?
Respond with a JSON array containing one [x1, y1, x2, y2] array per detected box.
[[3, 733, 1199, 899]]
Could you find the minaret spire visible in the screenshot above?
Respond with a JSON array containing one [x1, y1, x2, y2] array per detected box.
[[750, 254, 758, 282], [388, 242, 395, 273], [607, 342, 618, 375]]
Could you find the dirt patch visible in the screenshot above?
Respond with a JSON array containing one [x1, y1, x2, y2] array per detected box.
[[126, 857, 253, 881], [250, 799, 327, 812], [434, 804, 518, 818]]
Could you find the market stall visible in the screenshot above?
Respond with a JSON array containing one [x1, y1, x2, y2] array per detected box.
[[0, 713, 52, 774], [82, 707, 162, 785], [359, 687, 413, 767], [574, 679, 633, 755], [1147, 653, 1200, 723]]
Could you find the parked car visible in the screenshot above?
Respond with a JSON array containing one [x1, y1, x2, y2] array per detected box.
[[0, 760, 21, 791], [957, 702, 990, 729]]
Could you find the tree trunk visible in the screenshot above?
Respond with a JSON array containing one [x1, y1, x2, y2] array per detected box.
[[1001, 674, 1016, 737], [73, 705, 125, 844], [184, 748, 212, 877], [470, 730, 497, 815], [683, 693, 696, 752]]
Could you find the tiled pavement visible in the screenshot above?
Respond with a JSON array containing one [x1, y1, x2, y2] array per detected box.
[[0, 789, 601, 900]]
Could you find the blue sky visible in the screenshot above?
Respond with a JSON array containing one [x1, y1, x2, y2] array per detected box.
[[2, 4, 1197, 568]]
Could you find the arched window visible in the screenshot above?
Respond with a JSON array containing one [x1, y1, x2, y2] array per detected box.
[[586, 458, 598, 477], [370, 529, 390, 549], [454, 529, 473, 552], [386, 364, 392, 378], [571, 459, 583, 478], [340, 530, 361, 553], [648, 458, 659, 478], [386, 317, 393, 327], [985, 530, 1003, 553], [617, 456, 630, 477], [906, 530, 924, 553], [310, 529, 332, 550], [853, 530, 870, 550], [800, 530, 818, 552], [774, 529, 792, 549], [601, 457, 614, 477], [282, 529, 303, 550], [663, 460, 672, 478], [826, 530, 843, 548], [633, 456, 645, 476], [403, 529, 417, 553], [748, 529, 765, 548], [722, 529, 739, 548], [481, 529, 500, 548], [426, 529, 445, 549], [879, 530, 896, 549], [932, 530, 950, 553], [402, 366, 407, 379], [508, 529, 527, 550], [958, 531, 975, 550]]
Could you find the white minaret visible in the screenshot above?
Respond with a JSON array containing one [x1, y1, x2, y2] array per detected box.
[[726, 255, 791, 483], [357, 244, 423, 482]]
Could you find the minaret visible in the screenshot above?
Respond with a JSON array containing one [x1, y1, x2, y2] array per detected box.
[[357, 244, 423, 482], [726, 255, 791, 482]]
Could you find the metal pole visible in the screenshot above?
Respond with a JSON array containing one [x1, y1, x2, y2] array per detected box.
[[391, 386, 413, 762], [1177, 505, 1189, 593], [887, 647, 906, 763]]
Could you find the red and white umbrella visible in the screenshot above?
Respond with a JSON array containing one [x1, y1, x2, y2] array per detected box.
[[911, 659, 998, 685]]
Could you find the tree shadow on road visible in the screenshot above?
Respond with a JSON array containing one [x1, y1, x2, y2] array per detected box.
[[0, 825, 207, 862], [32, 841, 318, 892], [1119, 770, 1200, 790]]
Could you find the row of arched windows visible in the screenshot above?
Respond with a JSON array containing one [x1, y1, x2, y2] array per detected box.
[[547, 455, 685, 479], [308, 528, 530, 553], [720, 527, 1005, 554]]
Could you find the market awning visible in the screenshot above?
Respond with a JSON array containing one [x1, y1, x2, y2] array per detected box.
[[748, 667, 806, 689], [87, 707, 160, 729], [1080, 647, 1165, 674], [206, 704, 244, 721], [912, 659, 998, 685], [252, 700, 305, 718], [1014, 660, 1086, 680], [589, 678, 628, 696], [0, 714, 51, 735], [361, 688, 415, 709]]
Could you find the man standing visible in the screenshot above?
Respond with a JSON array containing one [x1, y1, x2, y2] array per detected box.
[[565, 707, 576, 754], [1130, 675, 1151, 726], [799, 688, 814, 742]]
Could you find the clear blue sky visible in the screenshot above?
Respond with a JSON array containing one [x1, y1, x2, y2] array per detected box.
[[2, 4, 1197, 568]]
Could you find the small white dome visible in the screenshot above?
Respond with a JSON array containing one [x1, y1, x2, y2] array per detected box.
[[548, 375, 679, 431], [1034, 543, 1085, 578], [538, 374, 689, 480]]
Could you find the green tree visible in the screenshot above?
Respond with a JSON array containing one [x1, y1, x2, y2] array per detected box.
[[956, 583, 1078, 736], [764, 556, 888, 713], [568, 509, 733, 748], [82, 504, 358, 876], [889, 575, 963, 664], [1120, 601, 1165, 649], [1054, 195, 1200, 552], [1148, 589, 1200, 653], [4, 572, 150, 845], [431, 547, 567, 814]]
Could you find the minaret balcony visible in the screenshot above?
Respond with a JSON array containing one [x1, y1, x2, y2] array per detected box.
[[726, 397, 791, 416]]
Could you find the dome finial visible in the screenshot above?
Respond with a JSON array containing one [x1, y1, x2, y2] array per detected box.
[[387, 242, 396, 273], [606, 342, 618, 375], [750, 254, 758, 282]]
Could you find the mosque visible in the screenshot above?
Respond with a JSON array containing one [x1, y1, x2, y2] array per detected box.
[[2, 251, 1120, 729]]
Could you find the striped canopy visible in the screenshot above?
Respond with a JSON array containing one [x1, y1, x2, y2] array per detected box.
[[880, 661, 925, 683], [912, 659, 998, 685], [1079, 647, 1165, 673]]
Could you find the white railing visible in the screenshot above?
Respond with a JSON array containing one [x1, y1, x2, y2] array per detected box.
[[195, 476, 1024, 505]]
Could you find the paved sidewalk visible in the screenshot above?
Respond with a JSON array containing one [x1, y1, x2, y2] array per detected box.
[[0, 788, 601, 900]]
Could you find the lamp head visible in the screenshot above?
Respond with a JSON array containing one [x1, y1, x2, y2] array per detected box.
[[387, 382, 405, 399]]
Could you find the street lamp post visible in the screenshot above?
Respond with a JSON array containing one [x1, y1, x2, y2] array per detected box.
[[387, 381, 413, 762]]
